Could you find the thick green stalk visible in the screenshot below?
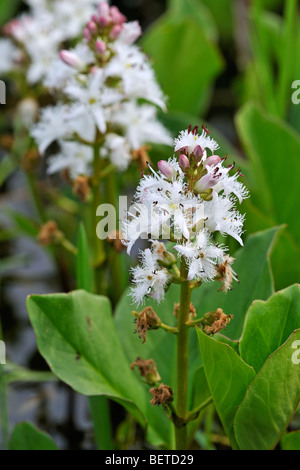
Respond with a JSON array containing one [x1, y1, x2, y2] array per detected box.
[[175, 259, 191, 450], [0, 309, 8, 450], [105, 167, 125, 305]]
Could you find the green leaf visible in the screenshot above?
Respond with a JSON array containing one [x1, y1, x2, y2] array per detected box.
[[236, 103, 300, 288], [234, 330, 300, 450], [0, 155, 17, 188], [27, 292, 144, 420], [0, 0, 21, 27], [281, 431, 300, 450], [197, 329, 256, 449], [240, 284, 300, 371], [26, 290, 173, 447], [142, 14, 223, 115], [76, 223, 92, 292], [10, 422, 58, 450], [191, 226, 283, 340]]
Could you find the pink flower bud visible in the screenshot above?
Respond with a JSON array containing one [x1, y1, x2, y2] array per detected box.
[[83, 27, 91, 41], [110, 24, 123, 39], [205, 155, 221, 167], [98, 2, 110, 18], [194, 145, 204, 158], [178, 154, 190, 170], [59, 50, 84, 70], [95, 39, 107, 54], [87, 20, 97, 33], [158, 161, 177, 179], [194, 174, 218, 193], [98, 2, 111, 26], [110, 6, 126, 24]]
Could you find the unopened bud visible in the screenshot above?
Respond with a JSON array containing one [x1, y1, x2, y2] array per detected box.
[[87, 20, 97, 33], [59, 50, 84, 70], [194, 145, 204, 158], [95, 39, 107, 54], [110, 24, 123, 39], [178, 154, 189, 170], [83, 27, 91, 41], [110, 6, 127, 24], [157, 251, 177, 268], [194, 174, 218, 193], [157, 160, 177, 180], [205, 155, 221, 167]]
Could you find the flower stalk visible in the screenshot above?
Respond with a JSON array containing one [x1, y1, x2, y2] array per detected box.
[[175, 259, 191, 450]]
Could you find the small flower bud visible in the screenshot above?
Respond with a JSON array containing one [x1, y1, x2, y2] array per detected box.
[[157, 160, 177, 179], [178, 154, 190, 170], [83, 27, 91, 42], [110, 6, 127, 24], [95, 39, 107, 54], [87, 20, 97, 33], [110, 24, 123, 39], [157, 251, 177, 268], [194, 145, 204, 158], [205, 155, 221, 167], [194, 173, 218, 193], [98, 1, 110, 19], [59, 50, 84, 70]]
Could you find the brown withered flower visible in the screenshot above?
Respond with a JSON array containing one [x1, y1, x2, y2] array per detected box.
[[204, 308, 233, 335], [174, 302, 196, 320], [150, 383, 174, 407], [37, 221, 62, 246], [130, 357, 161, 385], [133, 307, 161, 343], [107, 230, 126, 253], [72, 175, 91, 202], [216, 255, 239, 293], [131, 145, 151, 170]]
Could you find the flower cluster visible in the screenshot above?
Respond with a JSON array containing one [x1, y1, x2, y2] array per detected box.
[[122, 126, 249, 304], [30, 1, 172, 178], [0, 0, 101, 84]]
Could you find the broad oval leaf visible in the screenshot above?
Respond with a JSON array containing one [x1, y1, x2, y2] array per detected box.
[[10, 422, 58, 450], [234, 329, 300, 450], [197, 329, 256, 449], [26, 290, 173, 447], [240, 284, 300, 371]]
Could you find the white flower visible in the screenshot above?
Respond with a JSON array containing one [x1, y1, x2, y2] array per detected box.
[[174, 230, 225, 281], [130, 244, 172, 305], [203, 193, 245, 245], [0, 39, 22, 74], [174, 127, 219, 156], [47, 141, 93, 179], [110, 101, 172, 149], [101, 133, 131, 170], [124, 127, 248, 303], [65, 69, 122, 134]]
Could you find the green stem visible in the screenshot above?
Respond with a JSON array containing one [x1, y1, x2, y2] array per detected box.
[[175, 259, 191, 450], [91, 143, 106, 294], [185, 397, 213, 421], [0, 311, 9, 450], [105, 166, 125, 305]]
